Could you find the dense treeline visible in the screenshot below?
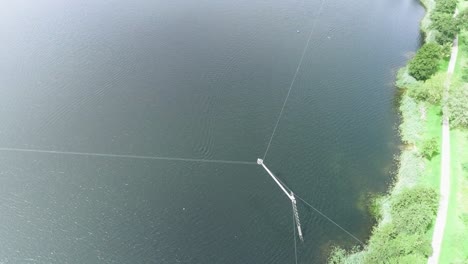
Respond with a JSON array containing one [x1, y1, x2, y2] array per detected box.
[[431, 0, 462, 44], [408, 0, 466, 81]]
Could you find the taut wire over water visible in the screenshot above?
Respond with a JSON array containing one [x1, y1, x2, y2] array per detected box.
[[0, 147, 256, 165], [262, 0, 328, 161], [260, 159, 365, 246]]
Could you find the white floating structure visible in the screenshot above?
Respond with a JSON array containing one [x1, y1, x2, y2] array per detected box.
[[257, 159, 304, 242]]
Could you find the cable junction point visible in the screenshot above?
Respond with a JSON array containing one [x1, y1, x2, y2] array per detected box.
[[257, 158, 304, 242]]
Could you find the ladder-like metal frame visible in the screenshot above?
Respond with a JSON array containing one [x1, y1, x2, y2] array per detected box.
[[257, 159, 304, 241]]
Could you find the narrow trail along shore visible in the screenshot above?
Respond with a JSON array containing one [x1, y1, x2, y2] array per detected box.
[[427, 35, 458, 264]]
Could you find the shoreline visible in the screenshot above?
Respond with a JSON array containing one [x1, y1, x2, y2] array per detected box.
[[328, 0, 463, 262]]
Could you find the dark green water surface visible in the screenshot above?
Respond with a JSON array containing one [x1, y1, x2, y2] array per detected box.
[[0, 0, 424, 263]]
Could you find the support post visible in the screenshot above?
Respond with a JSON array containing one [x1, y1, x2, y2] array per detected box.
[[257, 159, 293, 200]]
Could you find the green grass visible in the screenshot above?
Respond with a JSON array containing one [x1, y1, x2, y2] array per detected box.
[[439, 27, 468, 263], [437, 0, 468, 259], [419, 105, 443, 189], [415, 105, 442, 244], [439, 130, 468, 263], [439, 57, 450, 72], [453, 31, 467, 83]]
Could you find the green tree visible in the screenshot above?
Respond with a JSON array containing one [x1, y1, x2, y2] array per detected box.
[[434, 0, 458, 14], [408, 43, 442, 80], [448, 84, 468, 128], [431, 12, 459, 45], [391, 187, 437, 232], [364, 224, 398, 262], [421, 138, 439, 159]]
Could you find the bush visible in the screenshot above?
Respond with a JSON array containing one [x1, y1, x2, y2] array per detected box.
[[390, 186, 438, 236], [393, 203, 437, 234], [396, 150, 425, 189], [396, 254, 428, 264], [361, 187, 438, 263], [391, 187, 438, 218], [364, 224, 398, 262], [368, 194, 384, 221], [328, 246, 363, 264], [395, 66, 418, 89], [390, 233, 432, 258], [329, 247, 347, 264], [408, 43, 442, 80], [399, 96, 424, 144], [448, 84, 468, 128], [440, 42, 452, 58], [408, 72, 446, 104], [421, 138, 439, 159], [364, 224, 431, 263], [335, 186, 438, 263]]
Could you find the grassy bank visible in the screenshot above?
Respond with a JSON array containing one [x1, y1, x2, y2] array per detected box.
[[328, 0, 467, 263], [439, 24, 468, 263], [440, 130, 468, 263]]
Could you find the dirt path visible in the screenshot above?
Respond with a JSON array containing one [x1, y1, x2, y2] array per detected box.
[[427, 35, 458, 264]]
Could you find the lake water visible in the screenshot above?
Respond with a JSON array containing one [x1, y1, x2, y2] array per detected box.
[[0, 0, 424, 263]]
